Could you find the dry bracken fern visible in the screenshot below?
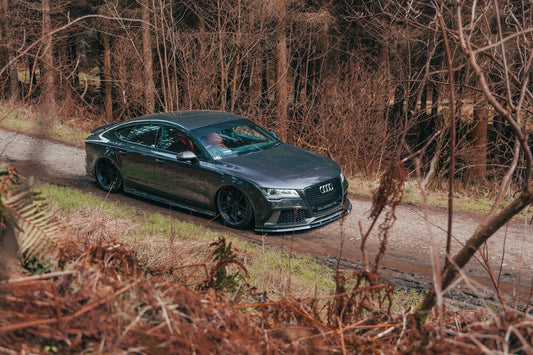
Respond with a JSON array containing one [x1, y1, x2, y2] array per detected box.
[[1, 164, 67, 271]]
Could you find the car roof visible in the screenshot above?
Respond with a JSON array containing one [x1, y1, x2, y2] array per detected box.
[[129, 110, 245, 131]]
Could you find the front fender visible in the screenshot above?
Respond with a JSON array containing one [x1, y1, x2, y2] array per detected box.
[[217, 176, 268, 223]]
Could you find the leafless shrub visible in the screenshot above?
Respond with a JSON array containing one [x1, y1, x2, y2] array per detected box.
[[110, 37, 146, 119], [358, 159, 407, 272], [2, 259, 531, 354], [291, 59, 393, 177], [327, 269, 395, 327], [173, 31, 220, 110]]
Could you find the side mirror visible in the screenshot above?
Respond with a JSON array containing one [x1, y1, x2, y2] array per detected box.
[[176, 151, 198, 162], [270, 131, 278, 139]]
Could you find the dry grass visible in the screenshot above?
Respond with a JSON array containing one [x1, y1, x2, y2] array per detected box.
[[2, 243, 532, 354]]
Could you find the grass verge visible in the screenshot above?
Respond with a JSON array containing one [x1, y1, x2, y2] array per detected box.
[[40, 183, 427, 312], [0, 105, 88, 146], [40, 183, 338, 300]]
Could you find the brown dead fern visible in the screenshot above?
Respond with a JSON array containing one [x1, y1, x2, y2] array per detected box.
[[327, 269, 395, 328], [360, 159, 407, 273], [0, 164, 69, 272]]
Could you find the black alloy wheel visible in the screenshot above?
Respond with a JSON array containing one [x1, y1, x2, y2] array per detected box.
[[95, 159, 123, 192], [216, 186, 253, 229]]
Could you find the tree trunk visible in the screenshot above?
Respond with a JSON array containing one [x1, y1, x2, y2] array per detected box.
[[41, 0, 56, 123], [102, 32, 113, 123], [8, 46, 18, 101], [274, 0, 288, 140], [391, 85, 404, 127], [217, 0, 226, 111], [431, 82, 439, 119], [230, 0, 242, 113], [0, 0, 8, 99], [466, 105, 488, 182], [141, 0, 155, 113]]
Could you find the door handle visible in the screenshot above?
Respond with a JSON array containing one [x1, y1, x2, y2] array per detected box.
[[155, 158, 165, 164]]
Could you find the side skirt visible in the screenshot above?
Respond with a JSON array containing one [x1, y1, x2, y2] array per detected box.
[[124, 187, 217, 217]]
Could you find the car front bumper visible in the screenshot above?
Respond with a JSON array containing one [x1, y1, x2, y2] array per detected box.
[[254, 198, 352, 233]]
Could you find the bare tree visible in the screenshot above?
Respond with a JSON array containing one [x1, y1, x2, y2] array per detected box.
[[274, 0, 288, 140], [142, 0, 155, 113], [415, 0, 533, 321], [343, 0, 444, 173], [0, 0, 20, 101], [101, 30, 113, 122], [40, 0, 57, 123]]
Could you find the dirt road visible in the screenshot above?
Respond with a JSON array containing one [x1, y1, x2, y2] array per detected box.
[[1, 128, 532, 305]]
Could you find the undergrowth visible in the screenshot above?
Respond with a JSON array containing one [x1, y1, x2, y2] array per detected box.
[[40, 183, 337, 300]]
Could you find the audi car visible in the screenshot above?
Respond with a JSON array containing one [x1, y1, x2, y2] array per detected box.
[[85, 111, 351, 232]]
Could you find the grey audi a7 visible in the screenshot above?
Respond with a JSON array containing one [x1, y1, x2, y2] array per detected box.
[[85, 111, 351, 232]]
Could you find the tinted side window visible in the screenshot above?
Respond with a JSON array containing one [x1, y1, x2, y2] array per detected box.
[[116, 124, 159, 147], [157, 126, 196, 154]]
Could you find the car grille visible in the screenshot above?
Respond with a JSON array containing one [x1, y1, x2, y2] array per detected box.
[[304, 177, 343, 214], [278, 209, 306, 224]]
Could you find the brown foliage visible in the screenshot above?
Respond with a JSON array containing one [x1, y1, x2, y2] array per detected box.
[[289, 60, 393, 177], [0, 265, 292, 353], [1, 222, 532, 353], [327, 269, 395, 327]]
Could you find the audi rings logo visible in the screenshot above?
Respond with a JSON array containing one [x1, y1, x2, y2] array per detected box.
[[319, 183, 334, 194]]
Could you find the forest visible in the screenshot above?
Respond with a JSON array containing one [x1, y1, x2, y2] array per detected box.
[[0, 0, 529, 181], [1, 0, 533, 353]]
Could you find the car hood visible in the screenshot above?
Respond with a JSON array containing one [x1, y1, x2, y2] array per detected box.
[[218, 143, 341, 189]]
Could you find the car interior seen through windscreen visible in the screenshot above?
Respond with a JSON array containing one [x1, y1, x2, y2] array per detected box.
[[195, 120, 278, 160]]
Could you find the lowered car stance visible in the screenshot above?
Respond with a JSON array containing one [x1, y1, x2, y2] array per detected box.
[[85, 111, 351, 232]]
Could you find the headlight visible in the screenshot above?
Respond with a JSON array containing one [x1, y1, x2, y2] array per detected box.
[[340, 172, 346, 184], [263, 188, 300, 199]]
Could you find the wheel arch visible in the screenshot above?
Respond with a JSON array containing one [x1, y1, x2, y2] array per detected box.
[[95, 155, 122, 174], [215, 178, 266, 229], [94, 155, 124, 192], [215, 181, 257, 213]]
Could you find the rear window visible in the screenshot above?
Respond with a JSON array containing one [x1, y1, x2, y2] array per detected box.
[[115, 124, 159, 147]]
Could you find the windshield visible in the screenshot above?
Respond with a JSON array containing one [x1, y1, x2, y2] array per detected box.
[[193, 120, 278, 160]]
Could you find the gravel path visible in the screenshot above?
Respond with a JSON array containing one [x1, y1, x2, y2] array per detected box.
[[0, 129, 86, 182]]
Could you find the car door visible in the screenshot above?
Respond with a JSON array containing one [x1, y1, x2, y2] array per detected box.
[[114, 123, 161, 193], [152, 125, 220, 210]]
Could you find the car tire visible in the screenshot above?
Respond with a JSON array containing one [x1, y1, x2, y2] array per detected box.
[[95, 158, 123, 192], [216, 186, 254, 229]]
